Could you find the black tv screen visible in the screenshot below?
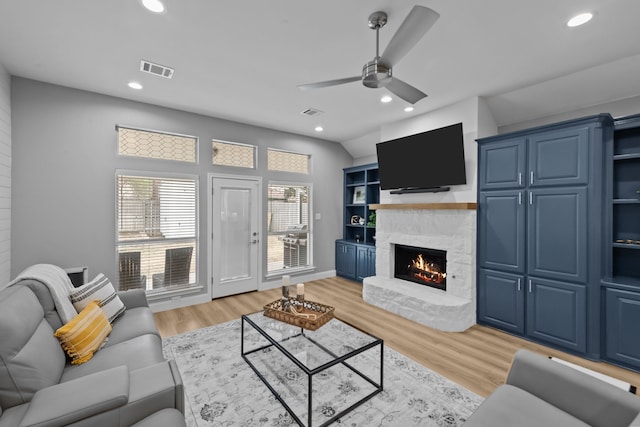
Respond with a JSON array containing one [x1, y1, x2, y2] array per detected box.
[[376, 123, 466, 191]]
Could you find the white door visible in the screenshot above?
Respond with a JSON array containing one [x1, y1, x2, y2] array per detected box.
[[211, 176, 260, 298]]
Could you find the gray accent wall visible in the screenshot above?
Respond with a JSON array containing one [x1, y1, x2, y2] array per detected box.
[[10, 77, 351, 296], [0, 65, 10, 284]]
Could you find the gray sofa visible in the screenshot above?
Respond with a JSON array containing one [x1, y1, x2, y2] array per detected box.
[[465, 349, 640, 427], [0, 278, 186, 427]]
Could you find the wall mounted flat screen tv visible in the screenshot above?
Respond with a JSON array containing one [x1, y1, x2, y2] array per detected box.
[[376, 123, 466, 193]]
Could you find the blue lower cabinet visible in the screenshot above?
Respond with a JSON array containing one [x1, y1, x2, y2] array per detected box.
[[356, 246, 376, 281], [478, 269, 525, 334], [336, 241, 356, 280], [526, 277, 586, 353], [604, 288, 640, 368], [336, 240, 375, 282]]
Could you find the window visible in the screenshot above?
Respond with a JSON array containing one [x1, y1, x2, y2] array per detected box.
[[117, 126, 197, 163], [116, 173, 198, 294], [212, 140, 256, 168], [267, 183, 311, 273], [267, 148, 310, 174]]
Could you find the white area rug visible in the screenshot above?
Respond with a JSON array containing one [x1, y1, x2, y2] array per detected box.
[[163, 318, 482, 426]]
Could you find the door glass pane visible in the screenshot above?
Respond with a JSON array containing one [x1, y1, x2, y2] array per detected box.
[[220, 187, 251, 281]]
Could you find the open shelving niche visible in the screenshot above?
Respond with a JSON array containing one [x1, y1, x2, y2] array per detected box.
[[343, 164, 379, 245], [607, 116, 640, 286]]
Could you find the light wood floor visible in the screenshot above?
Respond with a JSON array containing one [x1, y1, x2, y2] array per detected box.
[[154, 276, 640, 398]]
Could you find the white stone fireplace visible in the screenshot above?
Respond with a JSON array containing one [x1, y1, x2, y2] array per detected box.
[[363, 204, 476, 332]]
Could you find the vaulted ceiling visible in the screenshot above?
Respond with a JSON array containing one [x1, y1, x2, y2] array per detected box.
[[1, 0, 640, 156]]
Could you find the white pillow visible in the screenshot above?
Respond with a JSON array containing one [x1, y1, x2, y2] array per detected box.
[[69, 274, 126, 323]]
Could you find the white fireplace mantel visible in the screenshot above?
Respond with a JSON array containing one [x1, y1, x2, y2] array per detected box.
[[363, 206, 477, 332]]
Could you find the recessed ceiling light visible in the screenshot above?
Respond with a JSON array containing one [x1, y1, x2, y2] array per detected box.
[[567, 12, 593, 27], [381, 95, 392, 103], [141, 0, 166, 14], [128, 81, 143, 90], [404, 106, 414, 112], [315, 126, 324, 132]]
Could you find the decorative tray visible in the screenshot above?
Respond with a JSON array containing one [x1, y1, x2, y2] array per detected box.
[[263, 298, 335, 331]]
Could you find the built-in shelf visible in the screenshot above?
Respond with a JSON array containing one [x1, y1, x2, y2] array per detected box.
[[369, 202, 477, 210], [613, 242, 640, 250], [613, 153, 640, 161], [613, 198, 640, 204]]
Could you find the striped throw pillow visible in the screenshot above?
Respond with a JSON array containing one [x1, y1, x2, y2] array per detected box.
[[69, 274, 126, 323], [54, 301, 112, 365]]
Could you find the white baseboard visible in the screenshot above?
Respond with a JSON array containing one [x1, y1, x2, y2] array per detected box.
[[149, 269, 337, 312], [260, 270, 336, 291], [149, 292, 210, 313]]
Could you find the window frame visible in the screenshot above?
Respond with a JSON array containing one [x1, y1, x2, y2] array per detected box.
[[115, 169, 201, 298], [267, 147, 311, 174], [266, 180, 314, 277], [211, 139, 257, 169], [116, 124, 199, 164]]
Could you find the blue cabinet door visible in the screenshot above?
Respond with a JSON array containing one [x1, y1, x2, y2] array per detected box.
[[478, 138, 527, 190], [478, 269, 525, 334], [335, 241, 356, 280], [526, 277, 586, 353], [478, 190, 526, 274], [356, 246, 376, 281], [528, 125, 590, 187], [604, 288, 640, 368], [528, 187, 587, 283]]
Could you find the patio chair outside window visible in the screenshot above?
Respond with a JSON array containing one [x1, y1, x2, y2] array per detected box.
[[153, 247, 193, 287]]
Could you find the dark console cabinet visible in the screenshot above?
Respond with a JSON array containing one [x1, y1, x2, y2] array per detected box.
[[477, 114, 611, 359], [336, 163, 378, 282]]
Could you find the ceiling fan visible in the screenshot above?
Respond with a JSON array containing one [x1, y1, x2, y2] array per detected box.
[[297, 5, 440, 104]]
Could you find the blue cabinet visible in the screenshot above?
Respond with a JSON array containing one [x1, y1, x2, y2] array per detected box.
[[337, 164, 378, 281], [604, 287, 640, 368], [336, 240, 375, 282], [478, 138, 527, 190], [526, 277, 587, 353], [478, 190, 525, 274], [528, 125, 590, 187], [478, 269, 525, 334], [336, 241, 357, 280], [356, 245, 376, 281], [527, 187, 588, 283], [477, 114, 611, 357]]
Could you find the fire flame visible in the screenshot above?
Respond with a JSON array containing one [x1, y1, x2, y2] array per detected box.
[[409, 253, 446, 284]]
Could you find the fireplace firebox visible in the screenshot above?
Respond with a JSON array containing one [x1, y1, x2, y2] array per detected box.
[[394, 244, 447, 291]]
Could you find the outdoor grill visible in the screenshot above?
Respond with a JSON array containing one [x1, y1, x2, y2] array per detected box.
[[282, 224, 308, 268]]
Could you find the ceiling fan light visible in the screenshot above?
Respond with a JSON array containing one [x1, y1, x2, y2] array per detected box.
[[381, 95, 392, 103], [141, 0, 166, 14], [567, 12, 593, 27]]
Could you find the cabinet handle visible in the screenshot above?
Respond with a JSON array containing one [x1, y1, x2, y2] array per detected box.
[[517, 278, 521, 291], [518, 192, 522, 205], [530, 171, 534, 185], [528, 280, 532, 293], [518, 172, 522, 186], [529, 192, 533, 205]]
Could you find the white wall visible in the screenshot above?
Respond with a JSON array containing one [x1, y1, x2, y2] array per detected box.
[[351, 97, 498, 204], [10, 78, 352, 303], [499, 94, 640, 134], [0, 64, 10, 284]]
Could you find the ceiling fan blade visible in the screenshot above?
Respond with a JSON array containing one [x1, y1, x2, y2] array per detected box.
[[379, 5, 439, 67], [297, 76, 361, 90], [386, 77, 427, 104]]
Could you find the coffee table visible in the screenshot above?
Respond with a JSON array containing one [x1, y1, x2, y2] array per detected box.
[[241, 311, 383, 427]]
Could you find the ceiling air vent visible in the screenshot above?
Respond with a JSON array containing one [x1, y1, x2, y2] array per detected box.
[[140, 60, 174, 79], [301, 108, 323, 116]]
